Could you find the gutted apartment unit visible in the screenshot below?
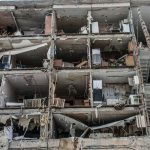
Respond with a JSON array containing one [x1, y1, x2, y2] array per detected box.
[[54, 38, 90, 69], [0, 72, 49, 108], [91, 37, 135, 69], [54, 3, 132, 35], [0, 1, 150, 150], [0, 8, 53, 36]]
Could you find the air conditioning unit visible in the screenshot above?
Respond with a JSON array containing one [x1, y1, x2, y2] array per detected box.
[[120, 19, 130, 33], [2, 55, 12, 69], [129, 95, 139, 105], [133, 76, 140, 85], [91, 22, 99, 34], [92, 49, 101, 66], [128, 76, 139, 86]]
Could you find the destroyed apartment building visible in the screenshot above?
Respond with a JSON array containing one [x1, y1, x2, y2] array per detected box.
[[1, 1, 150, 149]]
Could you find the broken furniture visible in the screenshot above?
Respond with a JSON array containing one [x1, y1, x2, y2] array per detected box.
[[75, 61, 88, 68], [74, 99, 84, 106], [84, 100, 90, 106], [54, 71, 90, 108], [54, 39, 88, 69], [54, 59, 74, 68], [91, 36, 135, 68], [0, 26, 16, 36], [54, 59, 63, 68], [103, 84, 131, 106], [109, 24, 121, 33], [101, 60, 109, 67]]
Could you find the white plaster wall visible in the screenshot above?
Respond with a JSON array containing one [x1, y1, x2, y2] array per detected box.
[[0, 76, 16, 107]]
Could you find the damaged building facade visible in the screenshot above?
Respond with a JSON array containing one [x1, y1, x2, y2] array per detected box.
[[0, 0, 150, 149]]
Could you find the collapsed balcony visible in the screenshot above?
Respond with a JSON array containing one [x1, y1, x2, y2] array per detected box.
[[52, 107, 146, 138], [54, 39, 89, 69], [91, 38, 135, 68], [55, 9, 88, 35], [90, 6, 131, 34], [0, 9, 52, 36], [92, 69, 140, 107], [0, 43, 50, 69], [53, 71, 91, 107], [0, 72, 49, 108]]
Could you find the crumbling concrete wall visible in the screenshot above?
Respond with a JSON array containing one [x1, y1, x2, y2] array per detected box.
[[0, 76, 16, 107], [7, 136, 150, 150], [0, 131, 9, 150], [0, 0, 150, 8]]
